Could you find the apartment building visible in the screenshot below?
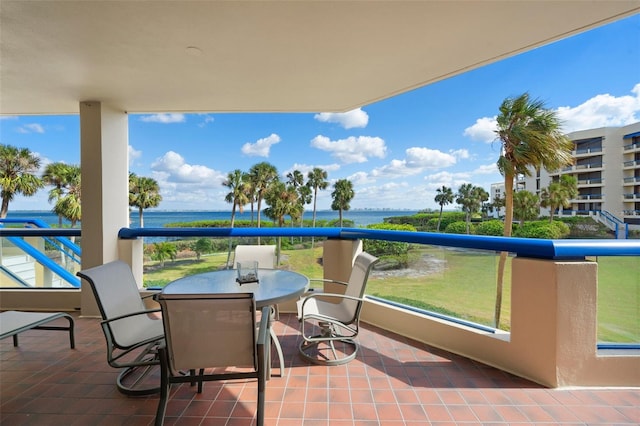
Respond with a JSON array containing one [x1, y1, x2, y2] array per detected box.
[[490, 122, 640, 228]]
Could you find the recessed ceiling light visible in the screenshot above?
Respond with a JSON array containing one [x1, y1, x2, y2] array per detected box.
[[186, 46, 203, 57]]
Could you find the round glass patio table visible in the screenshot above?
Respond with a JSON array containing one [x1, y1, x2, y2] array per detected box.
[[162, 269, 309, 308]]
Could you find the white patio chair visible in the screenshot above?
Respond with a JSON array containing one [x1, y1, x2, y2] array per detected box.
[[233, 244, 276, 270], [233, 244, 285, 375], [155, 292, 269, 426], [297, 252, 379, 365], [77, 260, 164, 396]]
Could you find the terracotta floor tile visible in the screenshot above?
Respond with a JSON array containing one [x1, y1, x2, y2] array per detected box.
[[1, 312, 638, 426]]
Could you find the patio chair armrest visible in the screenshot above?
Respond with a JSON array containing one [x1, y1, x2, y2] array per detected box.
[[141, 291, 160, 300], [256, 306, 270, 347], [299, 293, 365, 313], [101, 308, 162, 325]]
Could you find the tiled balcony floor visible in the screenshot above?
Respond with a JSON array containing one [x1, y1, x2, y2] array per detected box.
[[1, 312, 638, 425]]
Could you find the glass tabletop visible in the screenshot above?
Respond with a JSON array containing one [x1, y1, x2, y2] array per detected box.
[[162, 269, 310, 307]]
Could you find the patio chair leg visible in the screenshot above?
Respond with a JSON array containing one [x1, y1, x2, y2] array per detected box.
[[270, 328, 285, 377]]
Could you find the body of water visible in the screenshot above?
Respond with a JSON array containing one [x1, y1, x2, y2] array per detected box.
[[6, 209, 420, 228]]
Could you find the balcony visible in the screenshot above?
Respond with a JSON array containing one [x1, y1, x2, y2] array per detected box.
[[623, 159, 640, 169], [2, 224, 639, 390], [572, 146, 603, 157], [623, 176, 640, 185], [577, 178, 603, 187], [2, 311, 639, 425], [624, 142, 640, 152]]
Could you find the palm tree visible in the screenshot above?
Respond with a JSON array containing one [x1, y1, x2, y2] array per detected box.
[[191, 238, 212, 261], [223, 169, 249, 228], [513, 190, 540, 225], [42, 162, 75, 227], [0, 145, 43, 218], [128, 173, 162, 228], [52, 165, 81, 227], [455, 183, 487, 234], [540, 175, 578, 222], [151, 242, 177, 267], [243, 173, 257, 225], [286, 170, 306, 226], [434, 185, 454, 232], [331, 179, 354, 227], [494, 92, 573, 328], [248, 162, 278, 230], [264, 181, 298, 265], [306, 167, 328, 228]]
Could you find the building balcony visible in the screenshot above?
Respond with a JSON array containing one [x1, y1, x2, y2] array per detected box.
[[623, 159, 640, 169], [577, 178, 603, 187], [572, 147, 603, 157], [624, 142, 640, 152], [623, 176, 640, 185], [1, 224, 638, 396], [1, 310, 638, 425], [574, 194, 603, 201], [623, 193, 640, 201]]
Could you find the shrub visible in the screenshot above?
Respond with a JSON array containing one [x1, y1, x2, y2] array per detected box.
[[363, 223, 416, 268], [475, 220, 504, 236], [513, 220, 570, 239], [445, 221, 474, 234]]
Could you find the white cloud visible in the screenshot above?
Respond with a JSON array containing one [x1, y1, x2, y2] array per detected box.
[[197, 114, 215, 128], [464, 84, 640, 142], [241, 133, 281, 157], [350, 182, 417, 209], [424, 171, 473, 189], [405, 147, 457, 168], [450, 149, 470, 160], [314, 108, 369, 129], [16, 123, 45, 134], [473, 163, 498, 175], [368, 146, 458, 179], [347, 171, 376, 185], [310, 135, 386, 164], [151, 151, 224, 184], [463, 117, 497, 143], [139, 113, 186, 123], [128, 145, 142, 167], [282, 163, 341, 177], [557, 83, 640, 132]]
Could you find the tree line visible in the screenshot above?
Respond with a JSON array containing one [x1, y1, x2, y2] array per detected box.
[[0, 145, 357, 229], [432, 174, 577, 234], [0, 145, 162, 226], [222, 162, 354, 229]]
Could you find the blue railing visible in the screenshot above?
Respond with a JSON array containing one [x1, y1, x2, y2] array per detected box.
[[0, 219, 82, 287], [118, 226, 640, 259], [598, 210, 629, 239]]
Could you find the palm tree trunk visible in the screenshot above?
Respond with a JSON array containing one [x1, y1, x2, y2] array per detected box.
[[437, 206, 443, 232], [0, 197, 9, 218], [495, 173, 515, 328], [230, 204, 236, 228], [311, 189, 318, 248], [256, 197, 262, 244], [138, 207, 144, 228]]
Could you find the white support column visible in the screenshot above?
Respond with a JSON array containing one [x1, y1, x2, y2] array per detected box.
[[79, 102, 130, 316]]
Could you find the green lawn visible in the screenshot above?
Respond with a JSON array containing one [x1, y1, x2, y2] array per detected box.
[[143, 245, 638, 342]]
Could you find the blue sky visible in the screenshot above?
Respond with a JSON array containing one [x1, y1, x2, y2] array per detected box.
[[1, 14, 639, 212]]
